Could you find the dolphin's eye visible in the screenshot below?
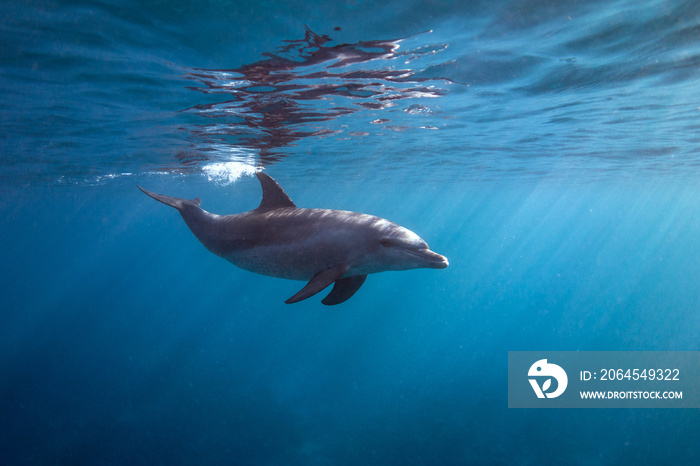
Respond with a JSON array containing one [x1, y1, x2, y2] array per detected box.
[[379, 238, 392, 247]]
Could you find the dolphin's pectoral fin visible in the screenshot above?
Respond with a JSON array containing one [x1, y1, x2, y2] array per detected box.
[[285, 265, 348, 304], [321, 275, 367, 306]]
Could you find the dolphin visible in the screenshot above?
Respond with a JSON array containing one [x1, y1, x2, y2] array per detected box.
[[138, 172, 448, 305]]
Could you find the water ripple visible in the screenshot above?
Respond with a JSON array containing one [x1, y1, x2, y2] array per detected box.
[[181, 27, 452, 168]]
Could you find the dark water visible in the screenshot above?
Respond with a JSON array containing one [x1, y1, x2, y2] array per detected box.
[[1, 0, 699, 464]]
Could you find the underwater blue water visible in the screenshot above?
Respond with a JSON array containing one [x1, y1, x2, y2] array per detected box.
[[2, 0, 700, 464]]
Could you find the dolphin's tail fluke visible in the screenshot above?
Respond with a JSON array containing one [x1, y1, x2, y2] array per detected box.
[[138, 186, 201, 211]]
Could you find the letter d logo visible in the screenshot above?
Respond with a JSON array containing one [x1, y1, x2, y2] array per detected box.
[[528, 359, 568, 398]]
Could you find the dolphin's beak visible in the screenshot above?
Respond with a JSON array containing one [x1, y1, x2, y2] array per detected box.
[[416, 248, 449, 269]]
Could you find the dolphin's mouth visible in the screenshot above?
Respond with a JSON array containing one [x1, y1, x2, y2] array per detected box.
[[409, 248, 449, 269]]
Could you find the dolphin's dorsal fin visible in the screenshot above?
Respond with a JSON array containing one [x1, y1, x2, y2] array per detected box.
[[255, 172, 297, 211]]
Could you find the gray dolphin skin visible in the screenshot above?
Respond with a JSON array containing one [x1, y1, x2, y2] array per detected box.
[[138, 172, 448, 305]]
